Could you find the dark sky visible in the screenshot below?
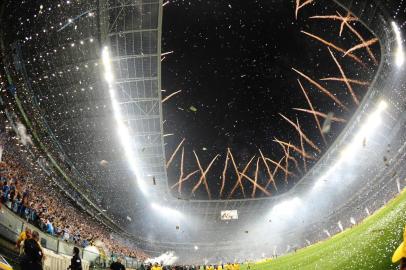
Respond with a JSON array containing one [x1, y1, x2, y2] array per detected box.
[[162, 0, 379, 200]]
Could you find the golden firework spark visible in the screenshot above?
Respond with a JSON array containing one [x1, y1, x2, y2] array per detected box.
[[259, 149, 277, 191], [339, 12, 357, 36], [276, 140, 302, 177], [166, 138, 185, 168], [178, 147, 185, 193], [170, 147, 200, 192], [251, 157, 261, 198], [240, 173, 272, 196], [265, 157, 284, 190], [293, 108, 347, 123], [220, 150, 230, 198], [162, 90, 182, 103], [344, 38, 379, 56], [297, 79, 326, 144], [191, 151, 219, 199], [320, 77, 369, 86], [301, 30, 365, 66], [295, 0, 314, 19], [273, 138, 316, 160], [292, 68, 348, 111], [161, 50, 174, 56], [279, 113, 321, 153], [296, 118, 307, 172], [265, 157, 296, 177], [327, 47, 359, 105], [309, 13, 358, 36], [171, 170, 200, 189], [228, 151, 256, 199], [336, 12, 378, 65], [309, 14, 357, 22]]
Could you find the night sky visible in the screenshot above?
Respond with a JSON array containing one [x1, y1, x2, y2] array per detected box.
[[162, 0, 379, 199]]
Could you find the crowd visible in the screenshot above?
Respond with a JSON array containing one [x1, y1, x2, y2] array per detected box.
[[143, 262, 242, 270], [0, 113, 148, 261]]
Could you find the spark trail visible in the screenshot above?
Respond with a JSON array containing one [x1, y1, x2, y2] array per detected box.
[[301, 31, 365, 66], [293, 108, 347, 123], [295, 0, 314, 19], [344, 38, 379, 56], [279, 113, 321, 153], [297, 79, 326, 144], [228, 152, 256, 199], [191, 152, 219, 200], [162, 90, 182, 103], [320, 77, 369, 86], [259, 149, 277, 191], [337, 12, 378, 65], [327, 48, 359, 105], [166, 138, 185, 168], [292, 68, 348, 111]]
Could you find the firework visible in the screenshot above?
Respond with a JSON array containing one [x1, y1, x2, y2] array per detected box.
[[273, 138, 315, 160], [337, 12, 378, 65], [339, 12, 357, 36], [191, 151, 219, 200], [327, 47, 359, 105], [259, 149, 277, 191], [228, 152, 256, 199], [162, 90, 182, 103], [295, 0, 314, 19], [344, 38, 379, 56], [265, 157, 296, 178], [320, 77, 369, 86], [265, 157, 284, 190], [240, 173, 272, 196], [220, 150, 230, 198], [161, 51, 174, 56], [309, 13, 358, 36], [297, 79, 326, 144], [276, 140, 302, 177], [301, 31, 365, 66], [293, 108, 347, 123], [178, 147, 185, 193], [251, 157, 260, 198], [170, 170, 200, 189], [279, 113, 321, 153], [296, 118, 307, 172], [292, 68, 348, 111], [166, 138, 185, 168]]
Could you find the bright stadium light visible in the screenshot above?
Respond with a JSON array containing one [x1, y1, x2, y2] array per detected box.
[[151, 203, 183, 219], [340, 100, 387, 161], [392, 21, 404, 67], [102, 47, 148, 195], [313, 100, 388, 192], [194, 245, 199, 250], [271, 197, 301, 219]]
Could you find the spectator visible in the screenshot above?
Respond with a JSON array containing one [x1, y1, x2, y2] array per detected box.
[[45, 219, 54, 235], [68, 247, 83, 270], [2, 180, 9, 202], [393, 225, 406, 269], [20, 230, 43, 270], [110, 258, 126, 270], [16, 227, 31, 254]]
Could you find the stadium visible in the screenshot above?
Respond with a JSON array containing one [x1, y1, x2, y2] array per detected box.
[[0, 0, 405, 269]]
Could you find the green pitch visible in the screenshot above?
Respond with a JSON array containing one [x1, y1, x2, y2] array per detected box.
[[241, 189, 406, 270]]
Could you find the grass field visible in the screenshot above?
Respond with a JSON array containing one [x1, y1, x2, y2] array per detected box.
[[241, 189, 406, 270]]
